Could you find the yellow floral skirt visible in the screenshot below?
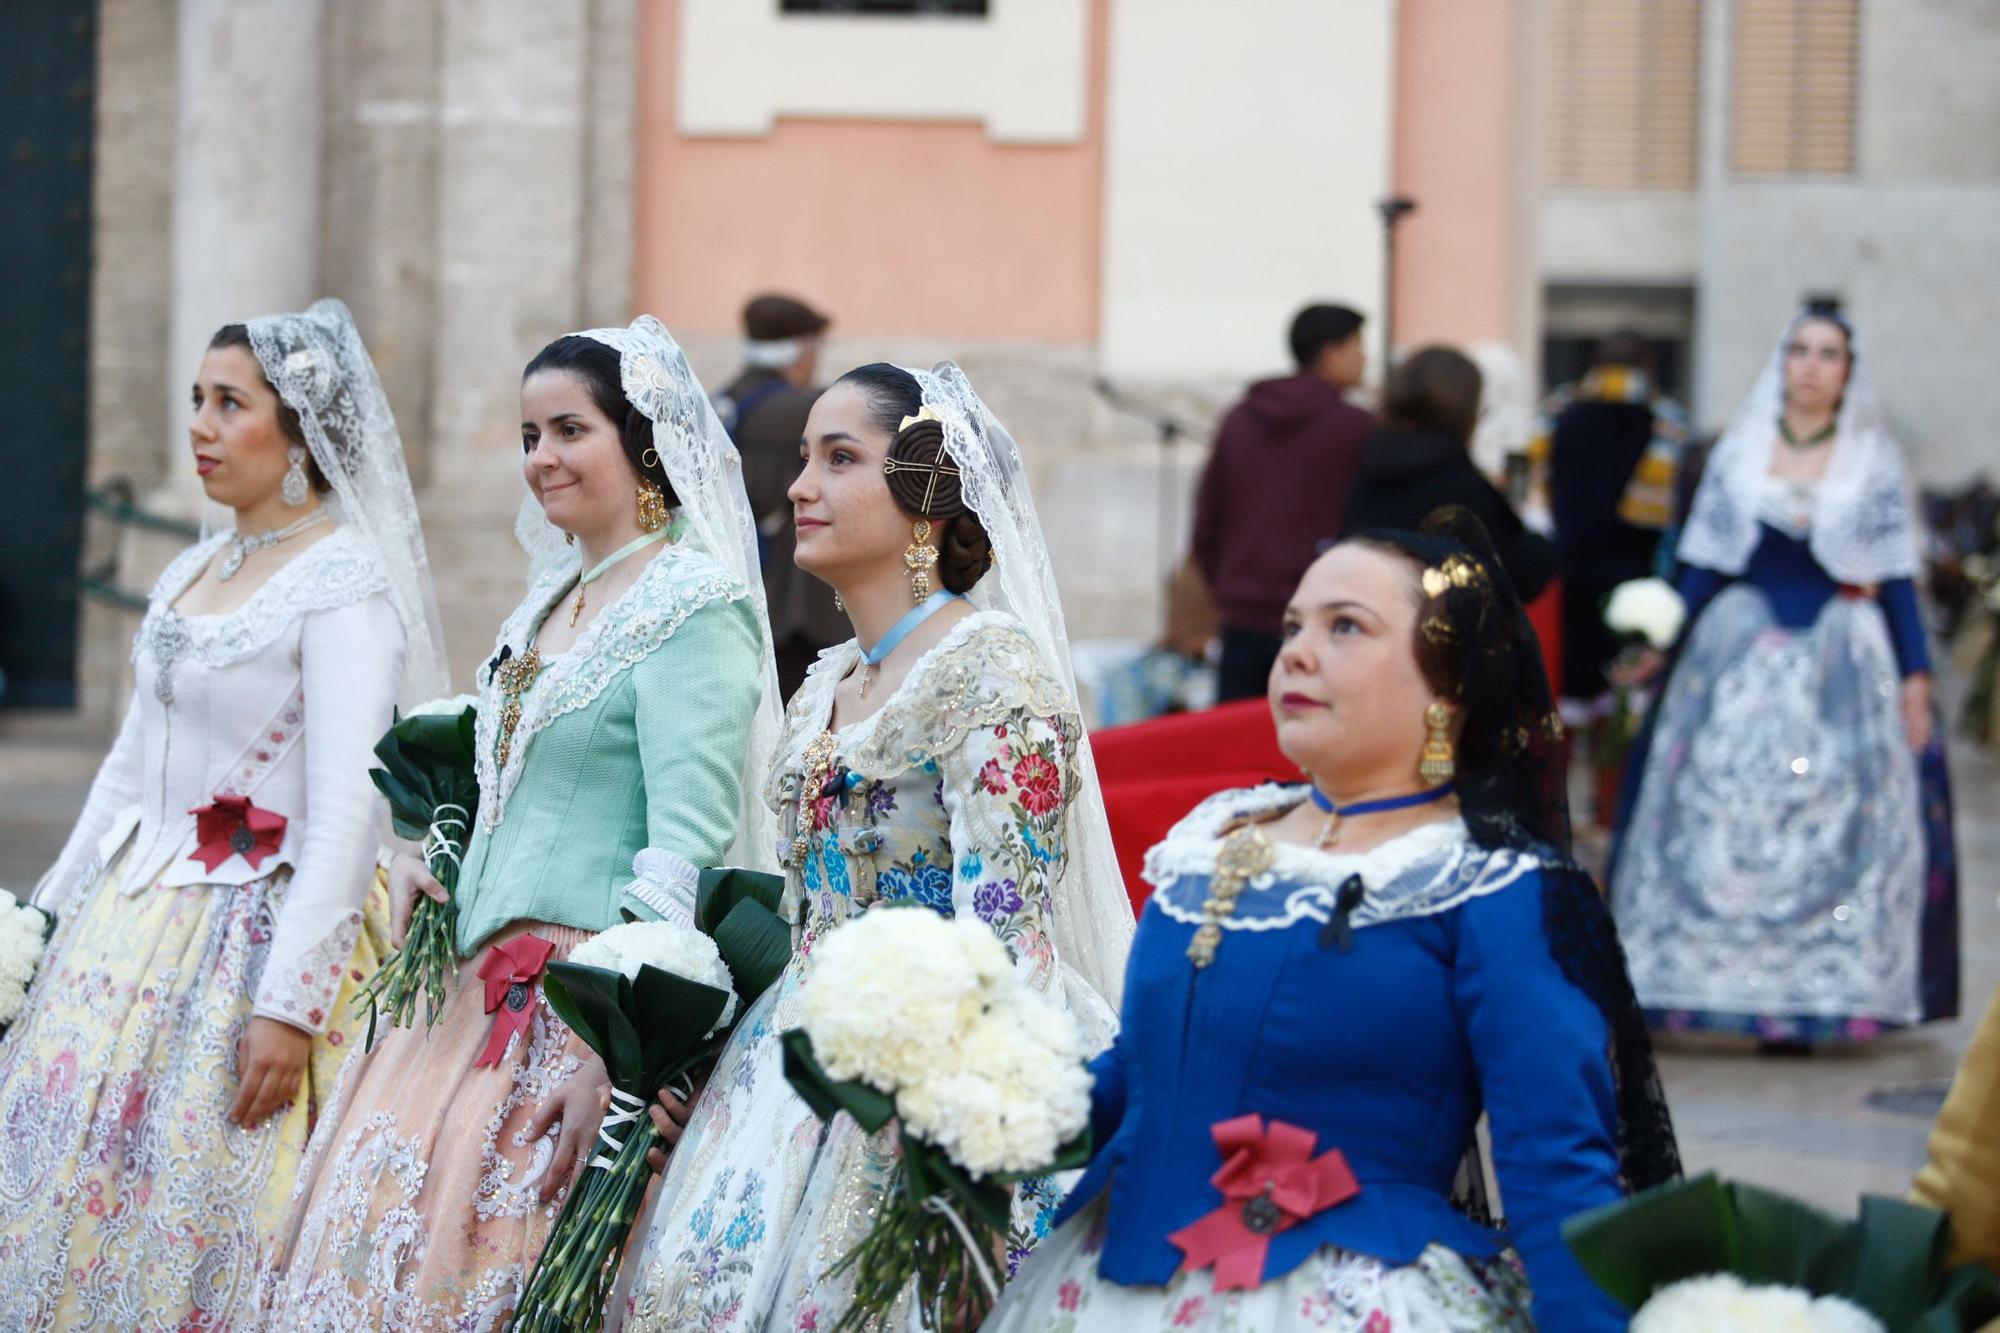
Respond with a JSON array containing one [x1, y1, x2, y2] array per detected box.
[[0, 848, 388, 1331]]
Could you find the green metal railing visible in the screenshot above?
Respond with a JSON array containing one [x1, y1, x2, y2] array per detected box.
[[80, 479, 202, 611]]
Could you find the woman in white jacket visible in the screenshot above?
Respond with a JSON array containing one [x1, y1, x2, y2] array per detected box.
[[0, 299, 446, 1331]]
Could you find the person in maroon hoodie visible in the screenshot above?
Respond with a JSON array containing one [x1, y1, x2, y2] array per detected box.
[[1193, 303, 1375, 701]]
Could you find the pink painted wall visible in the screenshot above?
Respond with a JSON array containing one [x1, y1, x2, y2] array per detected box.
[[1389, 0, 1525, 350], [633, 0, 1106, 342]]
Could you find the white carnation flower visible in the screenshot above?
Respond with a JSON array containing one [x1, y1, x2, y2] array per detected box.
[[1605, 577, 1686, 650], [570, 920, 737, 1035], [0, 899, 50, 1026], [802, 911, 1001, 1092], [1632, 1276, 1883, 1333], [404, 693, 478, 719]]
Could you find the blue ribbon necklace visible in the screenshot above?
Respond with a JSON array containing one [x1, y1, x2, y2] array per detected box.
[[1308, 782, 1455, 852], [857, 590, 964, 698]]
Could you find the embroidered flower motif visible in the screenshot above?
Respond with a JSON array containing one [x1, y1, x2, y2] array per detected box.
[[977, 758, 1009, 795], [1012, 753, 1061, 816], [1058, 1278, 1081, 1311], [959, 851, 983, 881], [972, 879, 1022, 924], [865, 782, 897, 819], [1173, 1297, 1207, 1326], [878, 851, 952, 915], [1365, 1312, 1393, 1333]]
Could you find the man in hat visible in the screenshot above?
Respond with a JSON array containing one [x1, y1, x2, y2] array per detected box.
[[715, 293, 842, 699]]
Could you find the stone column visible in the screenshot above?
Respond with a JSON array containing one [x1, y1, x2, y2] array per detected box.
[[163, 0, 328, 513]]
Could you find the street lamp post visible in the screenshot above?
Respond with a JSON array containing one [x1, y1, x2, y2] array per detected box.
[[1377, 195, 1417, 360]]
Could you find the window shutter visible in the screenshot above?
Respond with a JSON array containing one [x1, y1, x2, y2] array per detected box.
[[1732, 0, 1858, 175], [1544, 0, 1702, 191]]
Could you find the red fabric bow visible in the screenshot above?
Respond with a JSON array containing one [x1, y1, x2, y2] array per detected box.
[[1168, 1114, 1361, 1291], [188, 795, 287, 873], [474, 934, 556, 1067]]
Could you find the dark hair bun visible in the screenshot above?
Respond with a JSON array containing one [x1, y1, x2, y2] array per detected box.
[[937, 512, 992, 595], [882, 416, 965, 519]]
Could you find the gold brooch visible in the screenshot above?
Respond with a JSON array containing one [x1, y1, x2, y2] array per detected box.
[[1187, 825, 1276, 969], [494, 647, 543, 769]]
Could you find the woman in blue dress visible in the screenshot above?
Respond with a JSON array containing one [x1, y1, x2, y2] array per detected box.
[[1611, 304, 1958, 1044], [990, 509, 1678, 1332]]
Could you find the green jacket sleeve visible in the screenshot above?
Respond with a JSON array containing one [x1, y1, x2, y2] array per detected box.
[[620, 594, 765, 925]]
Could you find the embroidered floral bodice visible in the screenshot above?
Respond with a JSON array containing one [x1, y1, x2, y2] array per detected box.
[[769, 611, 1082, 992], [34, 526, 406, 1032]]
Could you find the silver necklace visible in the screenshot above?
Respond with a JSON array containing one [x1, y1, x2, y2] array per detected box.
[[218, 509, 329, 581]]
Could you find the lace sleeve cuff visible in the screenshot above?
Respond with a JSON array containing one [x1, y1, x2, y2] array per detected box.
[[253, 907, 364, 1035], [620, 847, 700, 928]]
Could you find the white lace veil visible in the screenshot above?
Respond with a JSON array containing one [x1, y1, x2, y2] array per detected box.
[[1677, 310, 1921, 584], [907, 362, 1135, 1040], [204, 297, 449, 703], [515, 315, 784, 873]]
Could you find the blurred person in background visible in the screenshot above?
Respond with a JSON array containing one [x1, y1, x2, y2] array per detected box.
[[1343, 345, 1554, 602], [0, 301, 444, 1330], [1193, 302, 1375, 702], [716, 293, 844, 699], [1611, 303, 1958, 1050], [1539, 331, 1688, 723]]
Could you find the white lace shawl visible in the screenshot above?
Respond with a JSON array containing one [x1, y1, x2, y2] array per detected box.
[[1677, 312, 1921, 585]]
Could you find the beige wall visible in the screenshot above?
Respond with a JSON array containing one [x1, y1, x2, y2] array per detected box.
[[1097, 0, 1395, 380], [634, 0, 1105, 342]]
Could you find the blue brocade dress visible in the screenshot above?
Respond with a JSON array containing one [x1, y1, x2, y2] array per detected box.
[[990, 789, 1635, 1333], [1611, 478, 1959, 1041]]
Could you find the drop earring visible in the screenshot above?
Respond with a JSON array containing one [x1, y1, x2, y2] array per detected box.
[[281, 445, 311, 506], [834, 590, 845, 613], [905, 519, 938, 603], [1419, 702, 1456, 785], [636, 477, 669, 532]]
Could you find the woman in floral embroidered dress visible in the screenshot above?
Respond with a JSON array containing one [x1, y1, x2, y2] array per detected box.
[[989, 511, 1679, 1332], [617, 362, 1135, 1332], [263, 317, 781, 1329], [0, 300, 447, 1330]]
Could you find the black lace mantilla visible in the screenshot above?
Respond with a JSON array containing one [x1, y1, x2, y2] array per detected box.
[[1541, 859, 1683, 1192]]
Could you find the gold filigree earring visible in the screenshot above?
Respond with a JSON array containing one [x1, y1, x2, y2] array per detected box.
[[905, 519, 939, 603], [1419, 701, 1456, 785], [636, 477, 669, 532]]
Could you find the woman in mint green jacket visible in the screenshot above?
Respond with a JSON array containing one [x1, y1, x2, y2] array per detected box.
[[265, 317, 781, 1328]]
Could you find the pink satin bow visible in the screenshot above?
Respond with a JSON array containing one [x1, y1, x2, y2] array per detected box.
[[1167, 1114, 1361, 1291], [473, 934, 556, 1067], [188, 795, 287, 873]]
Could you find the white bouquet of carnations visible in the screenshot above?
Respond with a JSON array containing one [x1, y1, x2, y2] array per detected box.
[[510, 908, 785, 1332], [404, 693, 480, 719], [783, 907, 1094, 1331], [1632, 1275, 1883, 1333], [1606, 577, 1687, 651], [0, 898, 54, 1029]]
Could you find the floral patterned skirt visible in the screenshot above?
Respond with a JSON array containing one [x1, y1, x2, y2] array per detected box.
[[985, 1199, 1534, 1333], [0, 848, 386, 1331], [616, 965, 833, 1333], [261, 919, 594, 1331], [1613, 587, 1958, 1042]]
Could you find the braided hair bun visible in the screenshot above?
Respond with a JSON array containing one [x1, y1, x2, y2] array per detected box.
[[838, 363, 993, 594]]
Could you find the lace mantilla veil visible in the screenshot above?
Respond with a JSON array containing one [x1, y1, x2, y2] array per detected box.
[[197, 298, 449, 703], [1676, 308, 1921, 585], [908, 362, 1136, 1044], [514, 315, 784, 874]]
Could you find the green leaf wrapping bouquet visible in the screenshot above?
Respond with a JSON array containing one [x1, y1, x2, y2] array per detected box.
[[352, 696, 480, 1047], [508, 868, 788, 1332], [782, 906, 1094, 1332], [1563, 1173, 2000, 1331]]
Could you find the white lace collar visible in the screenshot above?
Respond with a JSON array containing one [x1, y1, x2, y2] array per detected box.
[[134, 527, 388, 676], [1143, 784, 1540, 934], [473, 534, 749, 828]]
